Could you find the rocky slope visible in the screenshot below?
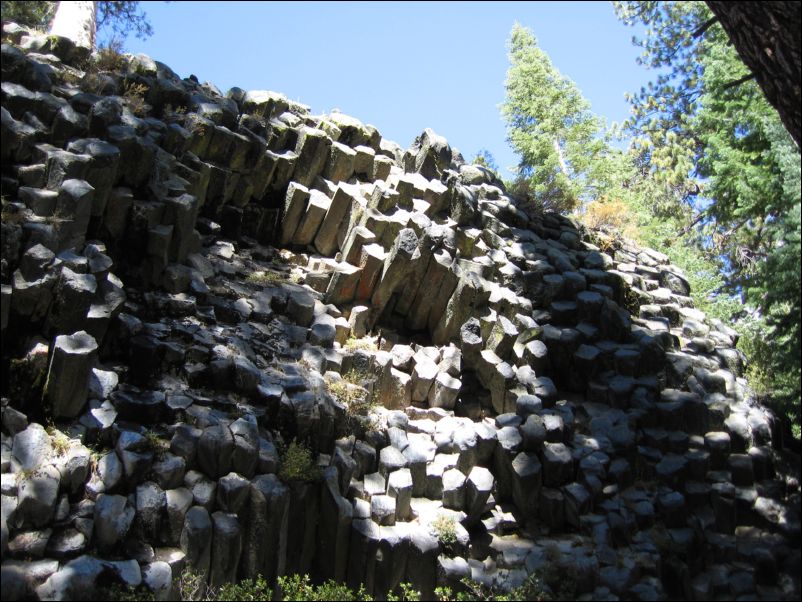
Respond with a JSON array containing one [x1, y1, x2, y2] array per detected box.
[[1, 21, 800, 601]]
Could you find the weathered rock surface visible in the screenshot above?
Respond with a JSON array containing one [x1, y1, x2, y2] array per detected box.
[[0, 24, 798, 602]]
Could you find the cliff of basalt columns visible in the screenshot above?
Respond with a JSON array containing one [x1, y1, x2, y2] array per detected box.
[[1, 21, 800, 601]]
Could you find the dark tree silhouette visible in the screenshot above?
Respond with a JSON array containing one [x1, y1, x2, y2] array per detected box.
[[706, 1, 801, 147]]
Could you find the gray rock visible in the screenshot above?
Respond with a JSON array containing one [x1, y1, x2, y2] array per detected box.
[[16, 464, 60, 528], [429, 371, 461, 410], [136, 481, 166, 541], [47, 527, 87, 558], [331, 446, 357, 496], [8, 528, 52, 558], [44, 331, 97, 418], [510, 452, 542, 520], [347, 519, 382, 594], [180, 505, 212, 580], [216, 471, 250, 513], [538, 488, 565, 530], [310, 313, 337, 347], [387, 468, 413, 521], [541, 442, 573, 487], [164, 487, 193, 546], [210, 511, 242, 589], [370, 228, 421, 322], [12, 423, 52, 471], [405, 530, 440, 600], [111, 389, 167, 425], [520, 414, 547, 452], [287, 290, 315, 326], [197, 424, 234, 479], [464, 466, 494, 525], [1, 559, 58, 600], [315, 184, 357, 256], [280, 182, 311, 246], [229, 418, 258, 478], [94, 493, 135, 554], [35, 555, 105, 601], [317, 467, 353, 582], [442, 467, 467, 510], [151, 453, 186, 490], [371, 494, 396, 526], [242, 474, 289, 582], [379, 445, 408, 478], [86, 451, 123, 497], [115, 430, 154, 483], [142, 561, 172, 601], [170, 423, 201, 466], [55, 179, 95, 250], [727, 454, 754, 486], [88, 368, 119, 401], [185, 470, 216, 510], [292, 126, 331, 187]]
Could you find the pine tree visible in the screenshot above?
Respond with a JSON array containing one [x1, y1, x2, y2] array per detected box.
[[615, 0, 801, 434], [0, 1, 154, 48], [501, 24, 607, 213]]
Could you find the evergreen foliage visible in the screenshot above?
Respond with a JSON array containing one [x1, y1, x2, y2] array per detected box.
[[501, 24, 607, 213], [0, 0, 56, 30], [0, 1, 154, 45], [615, 0, 801, 434]]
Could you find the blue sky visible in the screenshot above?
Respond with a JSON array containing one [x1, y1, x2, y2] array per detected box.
[[122, 1, 648, 178]]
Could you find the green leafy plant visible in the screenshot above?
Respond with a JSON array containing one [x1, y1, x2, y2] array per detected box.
[[97, 583, 155, 601], [430, 513, 458, 552], [278, 440, 320, 483], [1, 202, 28, 225], [45, 424, 71, 457], [328, 369, 379, 435], [143, 430, 169, 460], [245, 270, 288, 286], [93, 36, 128, 72], [162, 103, 188, 122], [386, 582, 421, 602], [217, 575, 272, 601], [122, 79, 149, 116], [614, 1, 801, 437], [344, 336, 378, 352], [178, 568, 212, 601], [277, 574, 373, 601]]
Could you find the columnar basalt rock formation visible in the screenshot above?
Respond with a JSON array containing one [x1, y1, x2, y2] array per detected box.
[[1, 21, 800, 601]]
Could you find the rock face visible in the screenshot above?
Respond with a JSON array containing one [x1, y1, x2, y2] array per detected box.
[[0, 20, 799, 602]]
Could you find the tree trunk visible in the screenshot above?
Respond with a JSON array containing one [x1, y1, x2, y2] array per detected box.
[[49, 1, 98, 49], [706, 1, 801, 148]]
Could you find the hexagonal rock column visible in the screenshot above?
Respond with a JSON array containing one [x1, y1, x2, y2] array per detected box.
[[44, 330, 98, 418]]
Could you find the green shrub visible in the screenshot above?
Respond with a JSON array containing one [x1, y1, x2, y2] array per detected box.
[[98, 583, 155, 601], [93, 37, 128, 72], [45, 424, 71, 457], [277, 574, 372, 601], [245, 270, 288, 286], [343, 335, 378, 352], [122, 80, 149, 116], [328, 370, 378, 432], [217, 576, 272, 601], [278, 440, 320, 482], [178, 568, 212, 601], [143, 430, 169, 459], [387, 582, 421, 601], [430, 514, 458, 551]]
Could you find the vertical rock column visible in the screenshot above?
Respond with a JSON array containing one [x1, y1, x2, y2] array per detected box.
[[315, 467, 353, 583], [369, 228, 420, 327], [242, 475, 289, 583], [44, 330, 98, 418]]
